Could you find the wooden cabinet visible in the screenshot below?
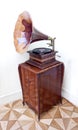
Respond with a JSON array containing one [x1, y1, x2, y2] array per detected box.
[[18, 60, 64, 120]]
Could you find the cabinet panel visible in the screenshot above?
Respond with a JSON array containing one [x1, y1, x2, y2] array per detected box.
[[19, 66, 39, 112], [38, 63, 64, 113]]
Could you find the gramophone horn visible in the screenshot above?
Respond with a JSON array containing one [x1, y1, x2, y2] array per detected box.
[[14, 11, 55, 53], [22, 19, 54, 45], [31, 27, 50, 43]]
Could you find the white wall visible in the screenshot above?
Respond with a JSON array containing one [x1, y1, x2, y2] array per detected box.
[[0, 0, 78, 106]]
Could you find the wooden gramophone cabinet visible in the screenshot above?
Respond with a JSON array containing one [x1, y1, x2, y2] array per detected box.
[[18, 48, 64, 120]]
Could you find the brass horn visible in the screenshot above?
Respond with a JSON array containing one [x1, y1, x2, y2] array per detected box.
[[14, 11, 55, 53]]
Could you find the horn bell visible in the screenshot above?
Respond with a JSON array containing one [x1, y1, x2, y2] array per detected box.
[[14, 11, 54, 54]]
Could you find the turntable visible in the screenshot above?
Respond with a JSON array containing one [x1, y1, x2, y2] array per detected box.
[[27, 47, 58, 69]]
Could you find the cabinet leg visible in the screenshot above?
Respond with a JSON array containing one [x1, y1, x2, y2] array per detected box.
[[22, 101, 25, 106], [58, 98, 62, 106], [59, 98, 62, 104], [38, 113, 40, 121]]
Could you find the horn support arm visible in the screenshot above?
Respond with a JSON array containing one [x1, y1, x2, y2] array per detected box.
[[48, 37, 56, 51]]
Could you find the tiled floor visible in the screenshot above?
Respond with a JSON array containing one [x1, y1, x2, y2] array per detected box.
[[0, 98, 78, 130]]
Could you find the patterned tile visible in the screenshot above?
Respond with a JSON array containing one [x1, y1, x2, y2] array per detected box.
[[0, 98, 78, 130]]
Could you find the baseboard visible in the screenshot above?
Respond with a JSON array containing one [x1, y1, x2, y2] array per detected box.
[[0, 88, 78, 107], [62, 88, 78, 107], [0, 90, 22, 106]]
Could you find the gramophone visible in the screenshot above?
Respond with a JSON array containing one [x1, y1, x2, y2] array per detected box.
[[14, 11, 64, 120], [14, 11, 57, 69]]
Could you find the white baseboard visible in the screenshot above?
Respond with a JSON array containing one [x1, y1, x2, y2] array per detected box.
[[62, 88, 78, 107], [0, 88, 78, 107], [0, 90, 22, 106]]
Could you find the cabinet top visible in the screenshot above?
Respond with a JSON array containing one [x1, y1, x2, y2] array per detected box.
[[19, 61, 63, 74]]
